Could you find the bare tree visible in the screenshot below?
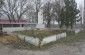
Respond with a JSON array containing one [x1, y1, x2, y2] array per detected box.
[[25, 10, 36, 23], [52, 1, 61, 25], [43, 1, 54, 28], [52, 0, 64, 28], [0, 0, 4, 35], [1, 0, 18, 22], [15, 0, 33, 22], [43, 0, 62, 28], [0, 0, 3, 8], [1, 0, 32, 22], [0, 0, 4, 17]]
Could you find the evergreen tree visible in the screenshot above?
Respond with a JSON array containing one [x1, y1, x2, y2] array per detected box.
[[68, 0, 80, 29], [59, 8, 65, 29], [63, 0, 80, 29]]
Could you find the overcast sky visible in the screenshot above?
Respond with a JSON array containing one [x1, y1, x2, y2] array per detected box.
[[42, 0, 84, 8], [76, 0, 84, 7]]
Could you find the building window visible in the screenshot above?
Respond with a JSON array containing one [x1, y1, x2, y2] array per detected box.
[[3, 24, 12, 27], [13, 24, 20, 27]]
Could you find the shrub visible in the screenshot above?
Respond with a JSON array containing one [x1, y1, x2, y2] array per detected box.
[[0, 30, 3, 36], [36, 28, 40, 30], [66, 30, 75, 35]]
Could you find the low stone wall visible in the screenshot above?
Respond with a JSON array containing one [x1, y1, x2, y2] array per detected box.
[[41, 35, 56, 46], [36, 24, 45, 28], [3, 27, 31, 33], [75, 29, 81, 34], [56, 33, 66, 39], [17, 29, 81, 47], [18, 34, 26, 40], [41, 32, 66, 46], [18, 34, 39, 47], [25, 37, 39, 47], [18, 32, 66, 47]]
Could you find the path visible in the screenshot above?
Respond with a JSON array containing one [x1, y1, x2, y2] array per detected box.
[[0, 40, 85, 55]]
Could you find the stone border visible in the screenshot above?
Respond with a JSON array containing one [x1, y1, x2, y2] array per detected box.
[[18, 34, 40, 47], [17, 29, 81, 47], [41, 32, 66, 46], [75, 29, 81, 34], [18, 32, 66, 47]]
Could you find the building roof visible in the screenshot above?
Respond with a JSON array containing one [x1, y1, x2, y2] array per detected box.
[[0, 19, 37, 24], [0, 19, 28, 23]]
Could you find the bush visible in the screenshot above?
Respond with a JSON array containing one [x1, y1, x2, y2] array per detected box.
[[0, 30, 3, 36], [36, 28, 40, 30], [66, 30, 75, 35]]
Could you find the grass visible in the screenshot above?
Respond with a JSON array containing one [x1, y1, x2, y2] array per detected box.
[[13, 30, 85, 50], [56, 31, 85, 43], [0, 34, 39, 50], [16, 29, 64, 39], [0, 33, 48, 50], [41, 31, 85, 49], [0, 30, 85, 50]]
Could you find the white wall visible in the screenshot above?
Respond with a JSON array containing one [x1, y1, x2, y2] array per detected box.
[[3, 27, 31, 33], [16, 29, 81, 47], [41, 35, 57, 46], [41, 32, 66, 46], [18, 32, 66, 47], [18, 34, 40, 47], [25, 37, 39, 46], [36, 24, 45, 28], [75, 29, 81, 34]]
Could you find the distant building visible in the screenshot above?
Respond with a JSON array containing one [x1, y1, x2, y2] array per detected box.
[[0, 18, 37, 32]]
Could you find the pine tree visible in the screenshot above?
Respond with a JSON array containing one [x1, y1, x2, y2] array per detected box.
[[63, 0, 80, 29], [68, 0, 80, 29]]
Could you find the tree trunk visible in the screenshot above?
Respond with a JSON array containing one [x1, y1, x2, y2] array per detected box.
[[36, 10, 38, 23], [47, 19, 51, 29], [7, 15, 11, 23], [71, 22, 73, 29], [18, 16, 21, 23]]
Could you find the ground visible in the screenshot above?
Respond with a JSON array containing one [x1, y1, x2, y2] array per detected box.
[[0, 31, 85, 55], [0, 39, 85, 55]]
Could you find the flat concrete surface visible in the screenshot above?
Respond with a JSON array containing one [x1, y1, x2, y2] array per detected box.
[[0, 40, 85, 55]]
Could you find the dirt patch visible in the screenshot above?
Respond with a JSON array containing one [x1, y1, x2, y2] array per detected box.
[[0, 34, 19, 44]]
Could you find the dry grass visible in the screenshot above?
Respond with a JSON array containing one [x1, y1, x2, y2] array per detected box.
[[0, 34, 19, 44], [0, 31, 85, 50], [16, 29, 64, 39], [0, 34, 35, 49]]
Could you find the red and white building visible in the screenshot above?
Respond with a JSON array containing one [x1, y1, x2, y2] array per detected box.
[[0, 19, 37, 32]]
